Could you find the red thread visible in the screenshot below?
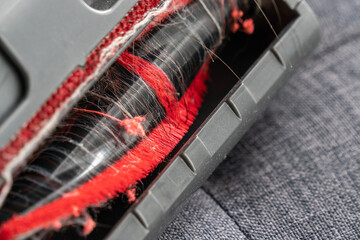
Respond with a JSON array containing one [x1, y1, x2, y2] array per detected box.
[[83, 218, 96, 235], [230, 9, 255, 34], [118, 51, 177, 117], [120, 117, 146, 137], [51, 220, 62, 230], [126, 188, 137, 203], [0, 0, 162, 174], [0, 63, 209, 240], [71, 206, 81, 218], [73, 108, 146, 137], [242, 19, 254, 35]]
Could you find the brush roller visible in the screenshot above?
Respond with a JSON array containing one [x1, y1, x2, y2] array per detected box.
[[0, 0, 320, 239]]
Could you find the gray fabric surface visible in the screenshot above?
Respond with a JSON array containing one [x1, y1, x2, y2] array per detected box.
[[160, 0, 360, 239], [159, 189, 247, 240]]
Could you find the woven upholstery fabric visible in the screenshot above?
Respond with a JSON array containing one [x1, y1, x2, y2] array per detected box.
[[160, 0, 360, 239]]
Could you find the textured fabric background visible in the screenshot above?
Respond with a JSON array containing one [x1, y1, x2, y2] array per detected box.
[[160, 0, 360, 239]]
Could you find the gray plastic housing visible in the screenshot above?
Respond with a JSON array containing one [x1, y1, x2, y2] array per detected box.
[[0, 0, 140, 149], [105, 0, 321, 239]]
